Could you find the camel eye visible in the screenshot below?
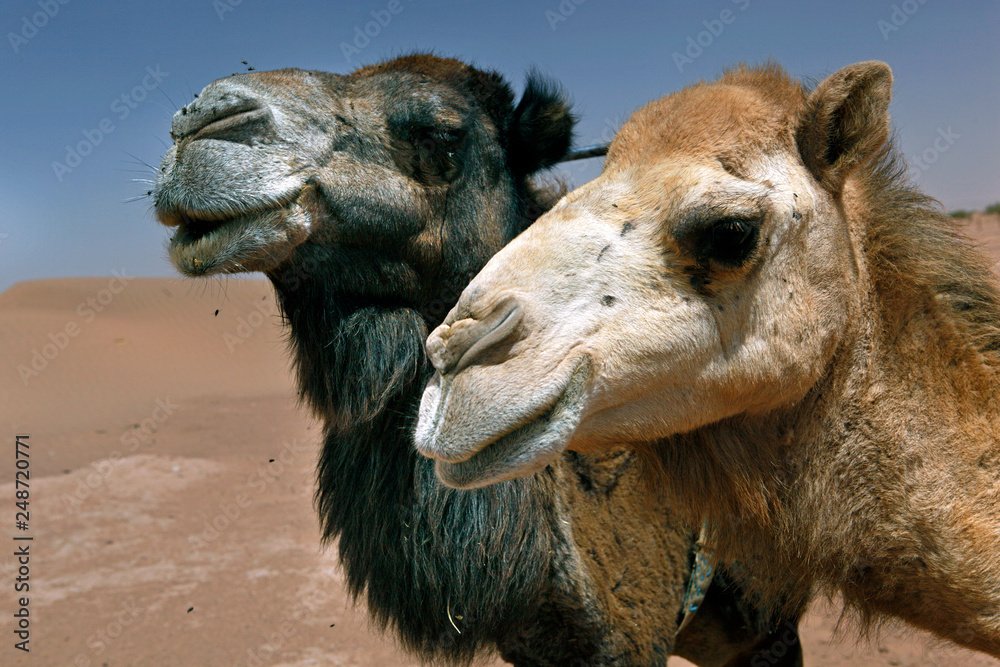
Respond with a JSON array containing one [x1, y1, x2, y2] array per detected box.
[[410, 127, 465, 185], [674, 213, 761, 271], [702, 218, 759, 268]]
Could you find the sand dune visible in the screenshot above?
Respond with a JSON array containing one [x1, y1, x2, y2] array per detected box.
[[1, 214, 998, 665]]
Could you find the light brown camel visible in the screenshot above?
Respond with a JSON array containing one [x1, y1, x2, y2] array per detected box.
[[415, 60, 1000, 656], [152, 55, 801, 665]]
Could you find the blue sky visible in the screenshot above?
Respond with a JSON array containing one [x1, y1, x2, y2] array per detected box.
[[1, 0, 997, 292]]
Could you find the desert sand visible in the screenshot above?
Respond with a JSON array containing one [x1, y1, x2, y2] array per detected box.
[[1, 214, 999, 666]]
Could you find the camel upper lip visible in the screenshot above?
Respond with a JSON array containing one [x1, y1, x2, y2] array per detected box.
[[196, 107, 271, 142], [417, 357, 593, 489], [428, 377, 569, 465], [171, 101, 267, 143], [169, 211, 236, 246], [156, 206, 235, 228], [155, 187, 304, 244]]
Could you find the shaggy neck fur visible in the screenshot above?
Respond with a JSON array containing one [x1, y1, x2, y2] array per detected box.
[[656, 148, 1000, 654], [267, 189, 623, 663]]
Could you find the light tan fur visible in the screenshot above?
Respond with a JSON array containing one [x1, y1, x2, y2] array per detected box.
[[415, 61, 1000, 656]]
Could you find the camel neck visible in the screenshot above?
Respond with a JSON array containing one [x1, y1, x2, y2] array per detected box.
[[693, 295, 1000, 646], [264, 257, 571, 660]]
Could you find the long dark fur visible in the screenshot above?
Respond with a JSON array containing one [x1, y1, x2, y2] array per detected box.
[[268, 61, 612, 663], [272, 270, 561, 661]]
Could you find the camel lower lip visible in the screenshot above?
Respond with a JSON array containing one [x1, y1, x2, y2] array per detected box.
[[432, 420, 564, 489], [165, 206, 290, 277]]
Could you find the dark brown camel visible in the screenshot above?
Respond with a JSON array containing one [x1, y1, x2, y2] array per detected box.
[[152, 54, 801, 665]]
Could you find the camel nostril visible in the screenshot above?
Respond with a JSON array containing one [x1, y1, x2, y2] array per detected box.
[[170, 84, 270, 144], [427, 297, 524, 376]]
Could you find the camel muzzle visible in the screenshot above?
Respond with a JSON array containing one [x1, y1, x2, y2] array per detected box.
[[169, 81, 274, 145], [426, 296, 524, 377], [416, 355, 594, 489]]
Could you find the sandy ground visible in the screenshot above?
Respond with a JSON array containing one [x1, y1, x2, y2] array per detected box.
[[1, 214, 999, 666]]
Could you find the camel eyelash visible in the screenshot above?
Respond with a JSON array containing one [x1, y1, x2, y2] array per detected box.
[[673, 213, 762, 269]]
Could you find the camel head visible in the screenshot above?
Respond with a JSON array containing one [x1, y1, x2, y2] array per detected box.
[[154, 54, 575, 429], [416, 62, 893, 488], [154, 55, 572, 289]]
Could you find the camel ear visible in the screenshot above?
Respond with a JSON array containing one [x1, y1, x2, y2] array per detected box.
[[796, 61, 892, 190], [508, 72, 575, 174]]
